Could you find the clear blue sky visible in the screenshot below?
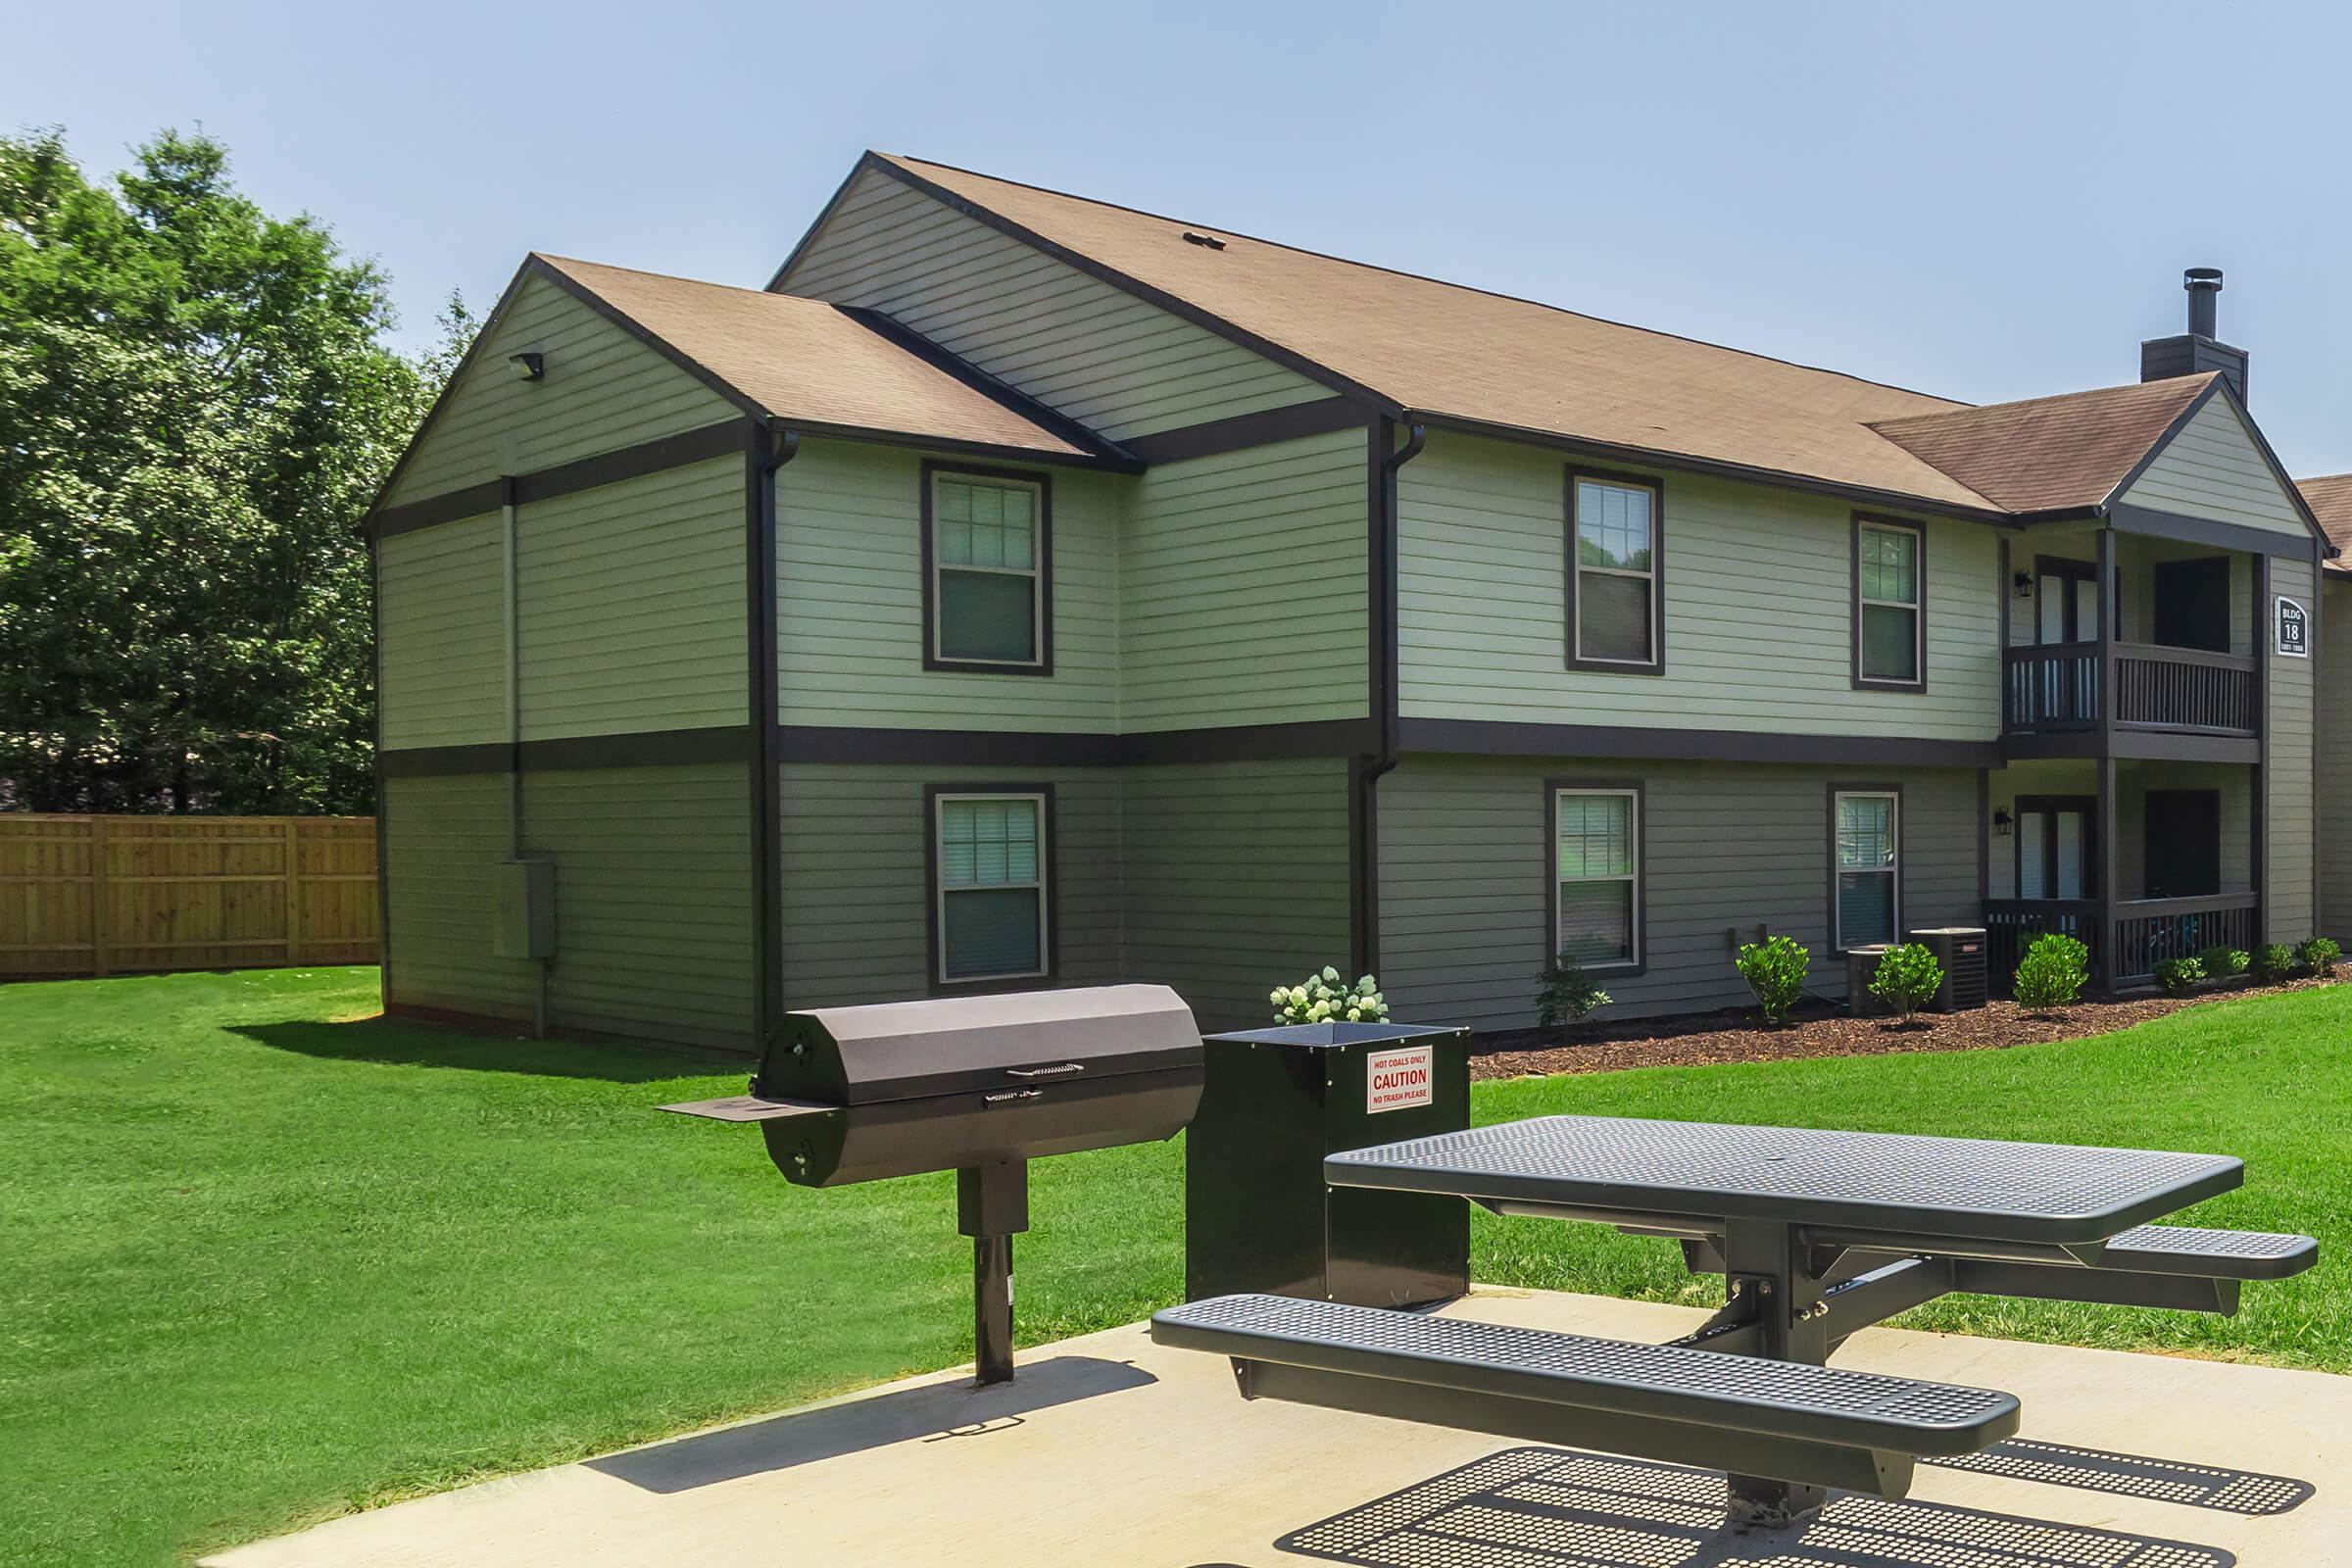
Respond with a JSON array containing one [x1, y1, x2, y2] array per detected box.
[[12, 0, 2349, 474]]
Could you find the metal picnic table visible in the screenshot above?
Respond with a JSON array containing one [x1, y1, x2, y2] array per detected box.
[[1313, 1113, 2316, 1524], [1157, 1113, 2318, 1525]]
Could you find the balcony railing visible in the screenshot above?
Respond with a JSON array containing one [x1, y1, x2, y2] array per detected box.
[[1984, 893, 2259, 990], [2002, 642, 2256, 738]]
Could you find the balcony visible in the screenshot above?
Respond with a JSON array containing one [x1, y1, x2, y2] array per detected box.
[[1984, 893, 2260, 992], [2002, 641, 2257, 746]]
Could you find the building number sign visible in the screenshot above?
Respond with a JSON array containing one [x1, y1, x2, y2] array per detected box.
[[2275, 596, 2310, 659]]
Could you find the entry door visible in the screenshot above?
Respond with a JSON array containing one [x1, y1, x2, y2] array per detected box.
[[2152, 558, 2232, 654], [2016, 796, 2096, 900], [2144, 790, 2222, 899], [2035, 563, 2100, 645]]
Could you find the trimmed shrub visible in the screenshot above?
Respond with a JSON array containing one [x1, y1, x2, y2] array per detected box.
[[2299, 936, 2342, 977], [1271, 966, 1388, 1025], [2252, 944, 2298, 983], [2195, 945, 2249, 979], [2012, 931, 2088, 1012], [1867, 942, 1944, 1023], [2153, 956, 2205, 996], [1535, 957, 1612, 1030], [1736, 936, 1809, 1027]]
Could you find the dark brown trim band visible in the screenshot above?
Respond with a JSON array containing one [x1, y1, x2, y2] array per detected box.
[[1123, 397, 1368, 466], [1998, 729, 2261, 765], [2103, 502, 2323, 561], [373, 419, 748, 539], [379, 725, 757, 779], [1396, 716, 2000, 769], [773, 718, 1377, 768]]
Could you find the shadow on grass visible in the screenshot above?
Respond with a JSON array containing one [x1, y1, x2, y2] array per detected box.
[[586, 1355, 1157, 1492], [231, 1015, 743, 1084]]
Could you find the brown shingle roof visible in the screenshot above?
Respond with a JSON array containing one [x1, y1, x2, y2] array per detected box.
[[1866, 375, 2219, 514], [2297, 473, 2352, 572], [535, 254, 1102, 462], [867, 155, 1998, 511]]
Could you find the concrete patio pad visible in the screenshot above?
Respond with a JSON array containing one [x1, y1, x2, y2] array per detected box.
[[208, 1289, 2348, 1567]]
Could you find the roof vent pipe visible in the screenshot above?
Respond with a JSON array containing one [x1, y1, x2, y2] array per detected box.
[[2184, 268, 2223, 339]]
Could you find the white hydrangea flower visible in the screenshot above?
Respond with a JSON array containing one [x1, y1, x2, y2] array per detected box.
[[1346, 1006, 1362, 1021], [1321, 965, 1340, 982]]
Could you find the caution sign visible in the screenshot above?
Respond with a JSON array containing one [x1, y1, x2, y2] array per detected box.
[[1366, 1045, 1435, 1113]]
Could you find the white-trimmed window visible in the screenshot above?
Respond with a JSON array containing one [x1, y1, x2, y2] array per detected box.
[[927, 468, 1047, 670], [1569, 474, 1661, 668], [1553, 788, 1641, 968], [933, 792, 1049, 983], [1833, 790, 1900, 950], [1855, 520, 1923, 686]]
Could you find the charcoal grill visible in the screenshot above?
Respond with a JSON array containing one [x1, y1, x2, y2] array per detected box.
[[663, 984, 1201, 1383]]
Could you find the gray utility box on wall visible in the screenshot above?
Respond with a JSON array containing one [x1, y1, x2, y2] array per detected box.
[[1185, 1021, 1471, 1310], [492, 858, 557, 959]]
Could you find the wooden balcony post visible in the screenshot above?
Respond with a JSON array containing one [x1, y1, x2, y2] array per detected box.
[[2097, 754, 2120, 997]]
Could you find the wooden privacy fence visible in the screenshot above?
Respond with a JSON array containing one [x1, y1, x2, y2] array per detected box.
[[0, 814, 377, 979]]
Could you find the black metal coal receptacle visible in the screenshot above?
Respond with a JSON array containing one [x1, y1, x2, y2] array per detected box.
[[662, 984, 1202, 1386], [1185, 1021, 1471, 1309]]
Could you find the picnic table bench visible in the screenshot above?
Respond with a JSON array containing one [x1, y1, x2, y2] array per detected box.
[[1152, 1114, 2316, 1526]]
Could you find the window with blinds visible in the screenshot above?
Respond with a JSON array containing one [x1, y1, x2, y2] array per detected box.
[[1554, 788, 1640, 967], [934, 793, 1049, 983], [1569, 475, 1661, 668], [1855, 521, 1923, 686], [1833, 791, 1899, 949], [929, 471, 1046, 669]]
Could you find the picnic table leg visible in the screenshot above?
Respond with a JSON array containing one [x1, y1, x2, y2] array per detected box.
[[1719, 1217, 1831, 1529]]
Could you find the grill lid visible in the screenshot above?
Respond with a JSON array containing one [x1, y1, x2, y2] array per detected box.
[[753, 983, 1201, 1105]]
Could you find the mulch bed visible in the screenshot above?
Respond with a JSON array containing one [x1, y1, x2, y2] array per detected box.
[[1470, 966, 2346, 1083]]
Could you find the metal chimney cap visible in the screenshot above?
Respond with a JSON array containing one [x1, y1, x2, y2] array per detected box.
[[2184, 268, 2225, 289]]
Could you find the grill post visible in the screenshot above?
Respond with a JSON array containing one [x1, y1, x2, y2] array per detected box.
[[958, 1161, 1029, 1385]]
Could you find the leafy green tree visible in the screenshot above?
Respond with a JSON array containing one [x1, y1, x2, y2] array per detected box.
[[0, 127, 457, 813]]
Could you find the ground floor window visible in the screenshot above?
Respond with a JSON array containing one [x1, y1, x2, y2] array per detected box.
[[1832, 789, 1900, 950], [931, 789, 1051, 984], [1550, 785, 1642, 969]]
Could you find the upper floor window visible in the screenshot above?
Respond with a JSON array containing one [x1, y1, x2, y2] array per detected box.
[[924, 465, 1052, 674], [931, 789, 1052, 985], [1832, 788, 1900, 951], [1853, 518, 1924, 688], [1551, 785, 1642, 970], [1566, 471, 1663, 672]]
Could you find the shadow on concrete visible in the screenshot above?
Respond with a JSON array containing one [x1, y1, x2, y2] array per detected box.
[[587, 1356, 1158, 1494], [1277, 1446, 2241, 1567], [1927, 1438, 2313, 1516], [231, 1016, 736, 1084]]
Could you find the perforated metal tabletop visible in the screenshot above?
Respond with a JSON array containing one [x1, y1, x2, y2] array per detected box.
[[1325, 1115, 2241, 1245]]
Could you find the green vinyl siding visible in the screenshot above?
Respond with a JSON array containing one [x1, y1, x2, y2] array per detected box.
[[380, 773, 533, 1021], [1120, 428, 1370, 729], [2323, 579, 2352, 940], [520, 763, 754, 1049], [775, 440, 1118, 731], [384, 271, 735, 507], [1377, 756, 1978, 1027], [377, 514, 507, 749], [515, 454, 746, 740], [2267, 556, 2319, 946], [2120, 396, 2313, 537], [1396, 430, 2001, 738], [1121, 759, 1351, 1031], [775, 764, 1120, 1007], [777, 165, 1326, 441]]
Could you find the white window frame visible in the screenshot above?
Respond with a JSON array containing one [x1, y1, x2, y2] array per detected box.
[[1855, 519, 1924, 688], [932, 790, 1051, 986], [1569, 474, 1662, 670], [927, 469, 1048, 671], [1832, 789, 1901, 952], [1552, 786, 1642, 971]]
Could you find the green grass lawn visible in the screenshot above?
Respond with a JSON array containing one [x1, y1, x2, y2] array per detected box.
[[2, 967, 2345, 1566]]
